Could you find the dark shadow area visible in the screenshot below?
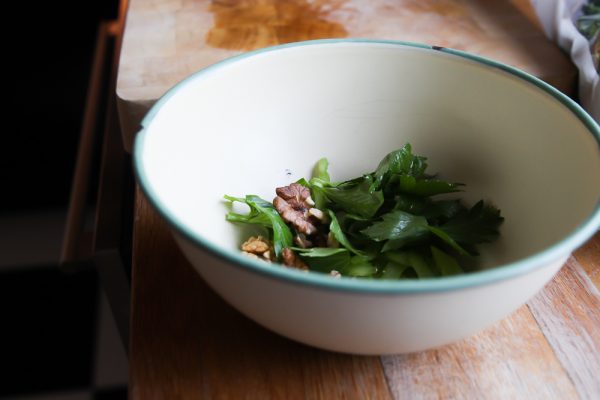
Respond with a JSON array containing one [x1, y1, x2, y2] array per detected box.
[[2, 0, 117, 213], [0, 267, 98, 396], [0, 1, 125, 398]]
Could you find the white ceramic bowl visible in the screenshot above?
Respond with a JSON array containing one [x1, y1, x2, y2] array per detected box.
[[134, 40, 600, 354]]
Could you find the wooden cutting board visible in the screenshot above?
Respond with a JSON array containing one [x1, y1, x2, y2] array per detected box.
[[116, 0, 576, 151]]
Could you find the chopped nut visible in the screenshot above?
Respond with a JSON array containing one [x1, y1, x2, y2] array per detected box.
[[242, 236, 271, 254], [327, 231, 339, 248], [262, 250, 274, 261], [330, 270, 342, 278], [294, 234, 313, 248], [241, 236, 273, 262], [308, 208, 326, 221], [282, 248, 309, 270], [273, 183, 318, 235]]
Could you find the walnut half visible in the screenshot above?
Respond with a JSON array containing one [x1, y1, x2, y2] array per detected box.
[[273, 183, 318, 235]]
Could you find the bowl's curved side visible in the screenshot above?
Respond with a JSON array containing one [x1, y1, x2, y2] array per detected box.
[[134, 39, 600, 296], [174, 232, 567, 354], [133, 39, 600, 353]]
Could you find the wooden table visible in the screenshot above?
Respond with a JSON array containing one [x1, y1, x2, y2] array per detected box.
[[131, 189, 600, 399], [121, 1, 600, 398]]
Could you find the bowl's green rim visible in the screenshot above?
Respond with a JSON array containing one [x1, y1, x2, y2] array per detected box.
[[134, 39, 600, 294]]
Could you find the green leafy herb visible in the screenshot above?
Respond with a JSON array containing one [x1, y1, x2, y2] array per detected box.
[[312, 157, 331, 182], [370, 144, 428, 192], [385, 250, 435, 278], [438, 200, 504, 245], [225, 143, 503, 280], [224, 194, 293, 258], [421, 199, 464, 221], [327, 210, 364, 255], [381, 262, 410, 279], [427, 226, 470, 256], [343, 255, 377, 277], [361, 210, 430, 242], [430, 246, 463, 276], [322, 177, 384, 218], [294, 247, 350, 273], [308, 178, 329, 211], [294, 248, 377, 277], [397, 175, 463, 196]]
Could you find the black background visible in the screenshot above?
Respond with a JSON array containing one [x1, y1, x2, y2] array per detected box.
[[3, 0, 118, 213], [1, 1, 124, 397]]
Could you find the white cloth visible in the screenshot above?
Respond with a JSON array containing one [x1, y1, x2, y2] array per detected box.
[[531, 0, 599, 121]]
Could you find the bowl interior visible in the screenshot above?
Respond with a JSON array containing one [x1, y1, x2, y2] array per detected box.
[[138, 42, 600, 271]]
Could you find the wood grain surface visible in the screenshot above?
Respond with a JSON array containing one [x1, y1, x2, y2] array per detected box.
[[573, 233, 600, 290], [130, 189, 600, 399], [527, 258, 600, 399], [382, 307, 577, 399], [116, 0, 576, 151], [131, 189, 392, 400], [124, 2, 596, 398]]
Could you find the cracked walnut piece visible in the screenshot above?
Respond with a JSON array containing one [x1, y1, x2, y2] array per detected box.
[[294, 233, 313, 249], [241, 236, 274, 261], [282, 248, 309, 270], [273, 183, 318, 235]]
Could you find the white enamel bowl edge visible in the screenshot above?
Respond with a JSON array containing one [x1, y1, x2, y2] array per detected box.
[[134, 40, 600, 355]]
